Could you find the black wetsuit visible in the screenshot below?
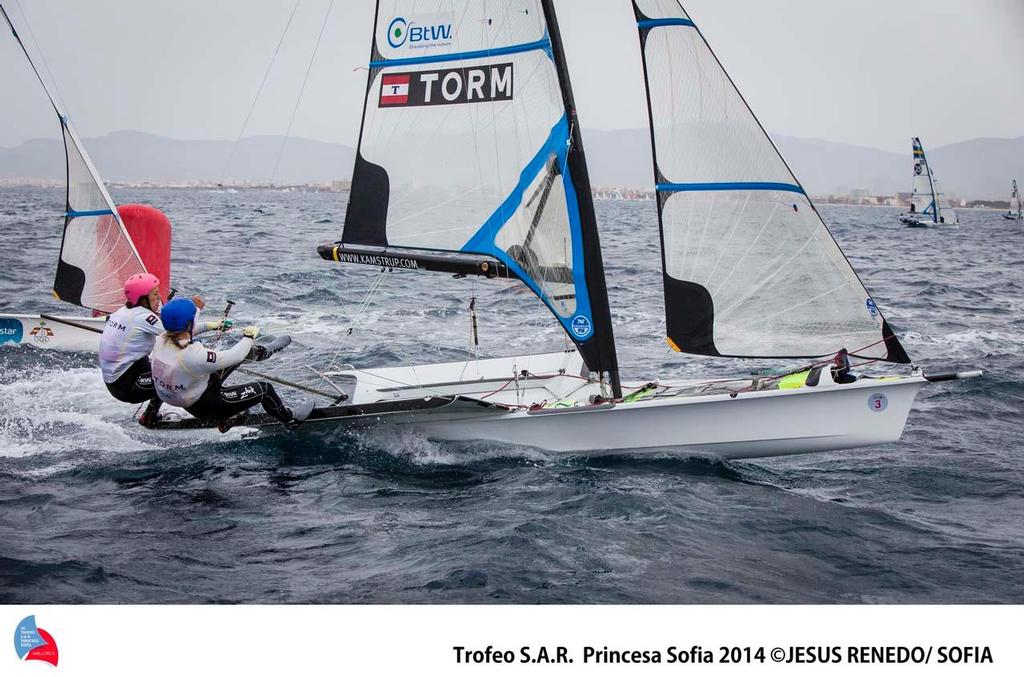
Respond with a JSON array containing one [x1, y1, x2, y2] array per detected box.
[[185, 370, 292, 424], [105, 356, 158, 404]]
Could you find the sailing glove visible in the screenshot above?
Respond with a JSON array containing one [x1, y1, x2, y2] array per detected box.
[[243, 326, 260, 339]]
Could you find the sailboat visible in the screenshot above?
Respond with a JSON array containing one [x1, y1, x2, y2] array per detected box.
[[0, 3, 170, 351], [899, 137, 959, 227], [4, 1, 979, 460], [155, 0, 978, 459], [1004, 180, 1022, 221]]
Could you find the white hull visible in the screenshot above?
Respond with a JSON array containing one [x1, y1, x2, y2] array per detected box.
[[369, 379, 922, 459], [0, 314, 103, 351], [293, 351, 928, 460]]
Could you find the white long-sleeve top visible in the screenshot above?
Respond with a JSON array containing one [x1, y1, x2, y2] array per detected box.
[[99, 306, 164, 383], [150, 335, 254, 408], [99, 304, 217, 383]]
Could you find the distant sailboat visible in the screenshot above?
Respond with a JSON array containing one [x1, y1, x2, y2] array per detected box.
[[1004, 180, 1022, 221], [899, 137, 958, 227], [0, 3, 170, 350]]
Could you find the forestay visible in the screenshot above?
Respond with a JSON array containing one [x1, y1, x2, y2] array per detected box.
[[334, 0, 619, 387], [633, 0, 910, 362], [1, 4, 146, 313]]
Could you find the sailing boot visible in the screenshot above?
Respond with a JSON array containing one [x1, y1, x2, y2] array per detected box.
[[138, 399, 163, 429], [285, 399, 315, 431], [217, 412, 249, 434]]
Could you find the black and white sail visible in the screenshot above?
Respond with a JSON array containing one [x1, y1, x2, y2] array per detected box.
[[632, 0, 909, 362], [1007, 179, 1022, 220], [2, 3, 146, 313], [908, 137, 958, 225], [322, 0, 619, 391]]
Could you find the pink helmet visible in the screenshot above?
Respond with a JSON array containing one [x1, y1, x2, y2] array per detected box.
[[124, 273, 161, 305]]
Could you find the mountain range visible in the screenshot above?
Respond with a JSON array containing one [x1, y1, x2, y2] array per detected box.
[[1, 129, 1021, 200]]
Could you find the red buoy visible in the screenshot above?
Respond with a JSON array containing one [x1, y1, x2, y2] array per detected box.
[[117, 204, 172, 301]]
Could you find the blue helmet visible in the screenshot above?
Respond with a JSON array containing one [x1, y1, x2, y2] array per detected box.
[[161, 297, 197, 333]]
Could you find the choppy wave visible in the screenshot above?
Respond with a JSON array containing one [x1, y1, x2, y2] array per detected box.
[[1, 188, 1022, 603]]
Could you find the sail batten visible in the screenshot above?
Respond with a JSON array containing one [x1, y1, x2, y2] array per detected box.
[[334, 0, 619, 390], [634, 1, 910, 363], [658, 182, 805, 195]]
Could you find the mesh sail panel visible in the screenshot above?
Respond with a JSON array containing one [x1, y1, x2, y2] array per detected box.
[[933, 180, 958, 225], [635, 1, 909, 362], [55, 122, 146, 312], [662, 191, 884, 356], [344, 0, 603, 344]]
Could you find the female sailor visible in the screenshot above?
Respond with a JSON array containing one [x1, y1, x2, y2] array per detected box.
[[150, 297, 311, 431], [99, 274, 225, 427]]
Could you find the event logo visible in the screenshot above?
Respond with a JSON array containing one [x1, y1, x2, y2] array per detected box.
[[570, 315, 592, 339], [379, 64, 513, 108], [30, 323, 54, 344], [386, 15, 453, 50], [914, 163, 923, 175], [13, 615, 59, 666]]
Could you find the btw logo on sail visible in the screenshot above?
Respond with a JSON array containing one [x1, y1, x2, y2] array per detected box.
[[386, 15, 453, 50], [379, 64, 514, 108], [13, 615, 59, 666]]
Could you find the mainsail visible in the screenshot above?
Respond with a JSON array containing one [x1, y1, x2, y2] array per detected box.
[[909, 137, 958, 225], [2, 3, 146, 313], [632, 0, 909, 363], [1009, 180, 1022, 219], [321, 0, 620, 392]]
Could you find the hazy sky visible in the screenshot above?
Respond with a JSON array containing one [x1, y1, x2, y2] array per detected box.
[[2, 0, 1022, 153]]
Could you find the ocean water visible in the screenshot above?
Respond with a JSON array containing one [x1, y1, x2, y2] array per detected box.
[[1, 187, 1021, 603]]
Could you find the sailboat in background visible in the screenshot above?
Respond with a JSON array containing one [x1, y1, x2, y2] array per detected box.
[[1005, 180, 1022, 221], [0, 3, 171, 351], [899, 137, 959, 227]]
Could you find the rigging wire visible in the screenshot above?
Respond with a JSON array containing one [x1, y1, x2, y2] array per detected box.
[[218, 0, 302, 186], [11, 0, 69, 114], [270, 0, 335, 185]]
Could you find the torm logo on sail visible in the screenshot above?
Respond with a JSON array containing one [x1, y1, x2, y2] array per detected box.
[[387, 16, 453, 49], [379, 64, 513, 108]]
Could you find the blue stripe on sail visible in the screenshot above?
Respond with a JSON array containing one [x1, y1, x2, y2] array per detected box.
[[65, 209, 114, 217], [657, 182, 806, 195], [462, 115, 594, 341], [369, 37, 551, 68], [637, 18, 696, 29]]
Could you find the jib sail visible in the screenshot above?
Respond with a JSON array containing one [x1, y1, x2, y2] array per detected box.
[[2, 4, 147, 313], [633, 0, 910, 363], [325, 0, 619, 390]]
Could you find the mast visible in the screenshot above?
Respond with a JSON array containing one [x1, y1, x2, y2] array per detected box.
[[539, 0, 620, 397]]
